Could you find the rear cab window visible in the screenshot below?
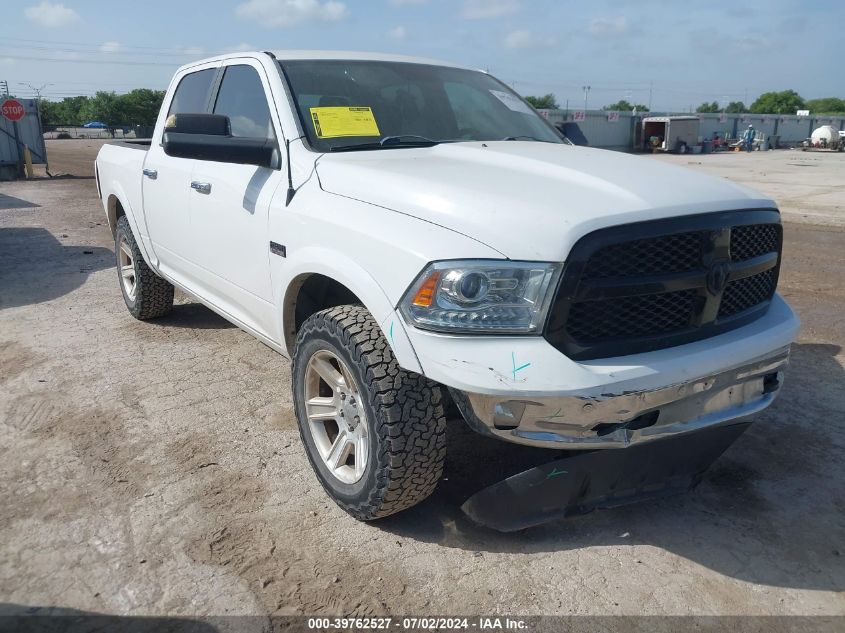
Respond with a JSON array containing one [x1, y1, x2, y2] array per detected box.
[[167, 68, 216, 116]]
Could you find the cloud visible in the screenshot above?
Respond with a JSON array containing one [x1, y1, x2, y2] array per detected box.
[[587, 16, 632, 36], [182, 46, 205, 56], [503, 29, 554, 49], [388, 0, 426, 5], [99, 41, 121, 54], [461, 0, 518, 20], [235, 0, 348, 28], [388, 25, 407, 40], [224, 43, 256, 52], [689, 27, 771, 54], [24, 1, 80, 28]]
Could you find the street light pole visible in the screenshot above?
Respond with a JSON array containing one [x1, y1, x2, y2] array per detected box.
[[582, 85, 591, 112]]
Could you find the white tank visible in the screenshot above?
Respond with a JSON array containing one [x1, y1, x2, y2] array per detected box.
[[810, 125, 838, 144]]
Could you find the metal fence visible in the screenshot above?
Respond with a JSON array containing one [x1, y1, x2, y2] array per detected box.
[[42, 125, 154, 140], [1, 98, 47, 178], [540, 109, 845, 151]]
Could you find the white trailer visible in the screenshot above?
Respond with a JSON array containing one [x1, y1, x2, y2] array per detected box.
[[640, 115, 700, 153]]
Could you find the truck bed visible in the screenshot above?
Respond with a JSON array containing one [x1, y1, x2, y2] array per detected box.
[[106, 139, 151, 151]]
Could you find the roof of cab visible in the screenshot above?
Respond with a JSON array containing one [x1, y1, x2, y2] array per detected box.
[[178, 50, 473, 73]]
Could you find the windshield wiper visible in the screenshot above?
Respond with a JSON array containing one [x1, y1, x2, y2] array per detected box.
[[381, 135, 439, 145], [329, 135, 441, 152], [502, 135, 552, 142]]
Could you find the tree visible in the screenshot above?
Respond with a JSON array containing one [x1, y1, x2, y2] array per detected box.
[[37, 96, 89, 127], [119, 88, 166, 125], [38, 99, 61, 127], [79, 91, 126, 136], [603, 100, 649, 112], [524, 93, 559, 109], [805, 97, 845, 114], [749, 90, 805, 114], [696, 101, 720, 113], [724, 101, 746, 113]]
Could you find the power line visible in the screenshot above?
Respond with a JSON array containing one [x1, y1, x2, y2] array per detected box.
[[0, 54, 178, 67], [2, 36, 206, 55]]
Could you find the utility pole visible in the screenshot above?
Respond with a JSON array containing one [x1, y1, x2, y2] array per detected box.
[[19, 82, 53, 100], [582, 85, 591, 111], [648, 80, 653, 111], [0, 80, 9, 97]]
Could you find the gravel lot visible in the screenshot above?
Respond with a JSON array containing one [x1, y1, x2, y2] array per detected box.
[[1, 141, 843, 625]]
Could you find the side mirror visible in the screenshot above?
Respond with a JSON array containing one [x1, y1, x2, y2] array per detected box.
[[162, 113, 279, 169]]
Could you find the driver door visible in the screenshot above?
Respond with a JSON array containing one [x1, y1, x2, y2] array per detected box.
[[186, 60, 285, 339]]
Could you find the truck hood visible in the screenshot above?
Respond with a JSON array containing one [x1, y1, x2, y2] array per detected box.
[[315, 142, 775, 261]]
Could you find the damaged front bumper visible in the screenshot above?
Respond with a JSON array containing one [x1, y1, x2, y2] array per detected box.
[[453, 347, 790, 449], [462, 419, 752, 531]]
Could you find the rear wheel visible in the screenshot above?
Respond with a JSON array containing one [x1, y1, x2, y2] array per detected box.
[[292, 305, 447, 520], [115, 215, 174, 320]]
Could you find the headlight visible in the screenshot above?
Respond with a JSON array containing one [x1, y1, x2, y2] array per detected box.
[[399, 260, 562, 333]]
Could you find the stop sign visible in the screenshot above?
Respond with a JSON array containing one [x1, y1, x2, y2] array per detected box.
[[1, 99, 26, 122]]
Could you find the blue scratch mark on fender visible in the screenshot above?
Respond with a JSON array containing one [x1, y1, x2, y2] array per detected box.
[[389, 321, 394, 345], [546, 467, 568, 480], [511, 352, 531, 380]]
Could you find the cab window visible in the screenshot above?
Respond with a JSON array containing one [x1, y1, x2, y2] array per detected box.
[[213, 65, 274, 139], [167, 68, 216, 116]]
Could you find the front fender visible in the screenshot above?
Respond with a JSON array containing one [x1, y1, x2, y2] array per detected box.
[[276, 247, 422, 373]]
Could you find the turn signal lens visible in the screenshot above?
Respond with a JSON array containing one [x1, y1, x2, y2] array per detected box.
[[411, 271, 441, 307]]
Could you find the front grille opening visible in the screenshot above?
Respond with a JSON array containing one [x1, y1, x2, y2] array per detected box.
[[731, 224, 780, 261], [545, 212, 783, 360], [592, 410, 660, 437], [567, 289, 696, 343], [582, 231, 706, 279], [718, 268, 777, 318]]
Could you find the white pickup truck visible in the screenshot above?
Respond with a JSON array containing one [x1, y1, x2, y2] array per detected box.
[[96, 51, 798, 525]]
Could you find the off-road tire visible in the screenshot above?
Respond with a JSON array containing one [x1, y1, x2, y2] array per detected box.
[[293, 305, 447, 520], [115, 215, 174, 320]]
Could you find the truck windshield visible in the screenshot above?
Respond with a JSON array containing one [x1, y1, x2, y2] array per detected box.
[[279, 60, 562, 152]]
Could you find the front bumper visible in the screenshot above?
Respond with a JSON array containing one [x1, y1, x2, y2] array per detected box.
[[453, 346, 789, 449]]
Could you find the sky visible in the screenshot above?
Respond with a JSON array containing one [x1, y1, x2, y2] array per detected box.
[[1, 0, 842, 111]]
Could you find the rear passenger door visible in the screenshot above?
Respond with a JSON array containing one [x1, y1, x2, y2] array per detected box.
[[143, 65, 217, 282], [186, 60, 285, 339]]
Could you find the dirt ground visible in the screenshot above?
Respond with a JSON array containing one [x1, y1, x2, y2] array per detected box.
[[1, 141, 843, 624]]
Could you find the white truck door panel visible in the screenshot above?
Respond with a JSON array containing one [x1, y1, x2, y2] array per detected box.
[[143, 66, 218, 284], [142, 151, 195, 280], [186, 61, 283, 338], [187, 160, 282, 336]]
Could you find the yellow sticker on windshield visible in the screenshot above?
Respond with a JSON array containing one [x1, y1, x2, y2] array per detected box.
[[309, 106, 380, 138]]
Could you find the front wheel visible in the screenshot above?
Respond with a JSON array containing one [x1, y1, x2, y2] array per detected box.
[[292, 305, 447, 520]]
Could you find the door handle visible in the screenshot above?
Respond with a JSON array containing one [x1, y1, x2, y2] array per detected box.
[[191, 181, 211, 194], [142, 168, 157, 179]]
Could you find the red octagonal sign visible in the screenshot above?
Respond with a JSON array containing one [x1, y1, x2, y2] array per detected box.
[[1, 99, 26, 122]]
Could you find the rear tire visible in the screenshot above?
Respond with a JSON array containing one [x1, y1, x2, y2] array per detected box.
[[292, 305, 447, 520], [115, 215, 174, 320]]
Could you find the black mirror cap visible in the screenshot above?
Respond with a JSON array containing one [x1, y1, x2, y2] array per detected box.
[[164, 113, 231, 136], [162, 132, 278, 168]]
